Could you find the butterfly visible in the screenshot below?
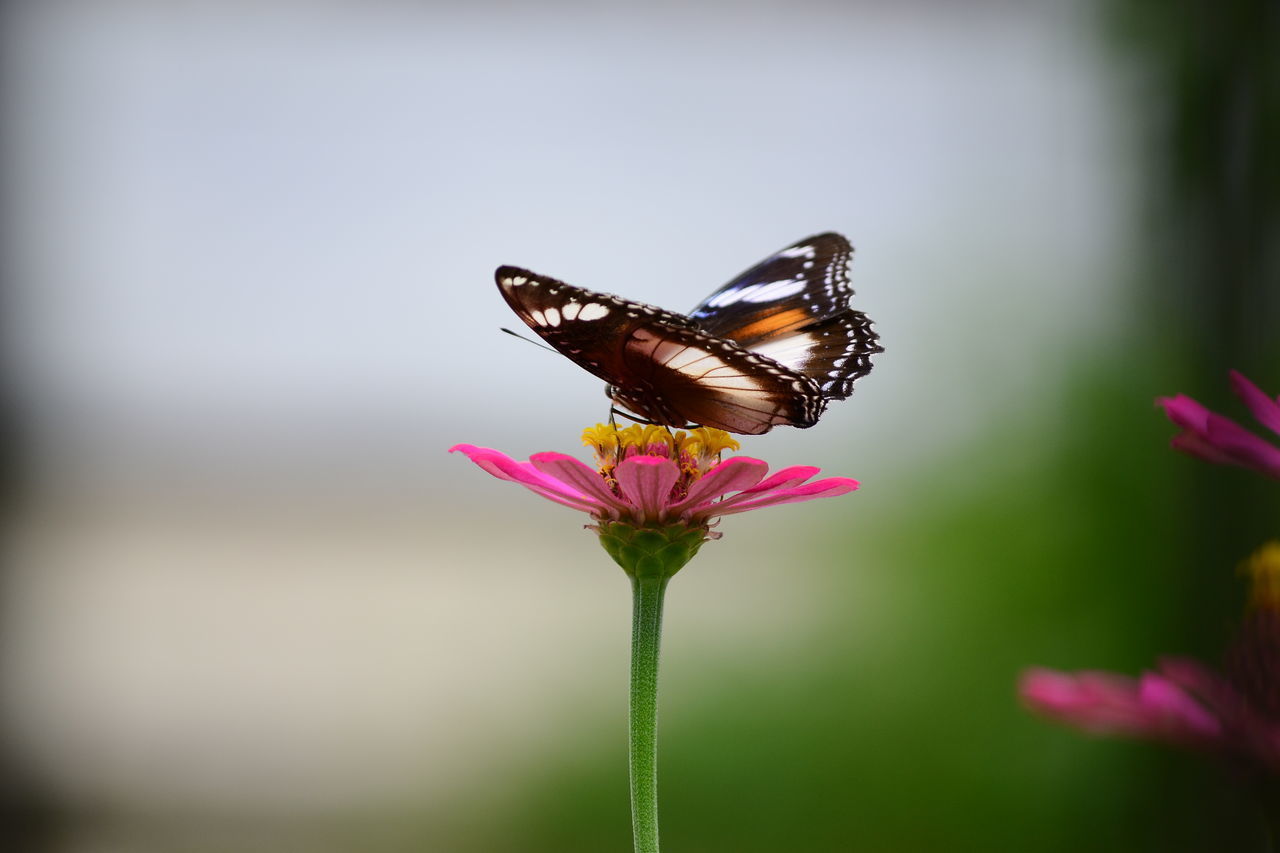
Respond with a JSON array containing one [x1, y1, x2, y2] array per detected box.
[[495, 232, 882, 435]]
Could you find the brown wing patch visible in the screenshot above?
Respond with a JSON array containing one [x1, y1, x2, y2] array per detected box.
[[616, 324, 826, 434]]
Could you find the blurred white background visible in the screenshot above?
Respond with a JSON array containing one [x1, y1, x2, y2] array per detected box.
[[2, 1, 1133, 849]]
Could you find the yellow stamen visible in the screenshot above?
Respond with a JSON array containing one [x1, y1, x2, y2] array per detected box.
[[581, 423, 739, 472], [683, 427, 740, 459], [1241, 541, 1280, 612], [582, 424, 621, 454]]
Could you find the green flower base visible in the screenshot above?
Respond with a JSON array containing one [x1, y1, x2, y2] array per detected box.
[[596, 520, 709, 579]]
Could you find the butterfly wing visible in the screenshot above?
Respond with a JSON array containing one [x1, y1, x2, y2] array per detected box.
[[689, 232, 882, 401], [745, 312, 880, 401], [496, 265, 823, 434], [690, 232, 855, 337]]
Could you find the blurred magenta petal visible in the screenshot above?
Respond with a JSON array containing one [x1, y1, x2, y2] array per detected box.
[[1159, 394, 1213, 432], [1020, 669, 1151, 734], [1230, 370, 1280, 435], [1022, 645, 1280, 772], [1159, 372, 1280, 479], [1204, 414, 1280, 478], [1136, 672, 1221, 739], [1020, 668, 1219, 745]]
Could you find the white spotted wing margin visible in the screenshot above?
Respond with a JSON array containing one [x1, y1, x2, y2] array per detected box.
[[495, 265, 826, 434]]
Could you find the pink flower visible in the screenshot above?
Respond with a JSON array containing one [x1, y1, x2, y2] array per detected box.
[[1019, 665, 1223, 748], [1020, 659, 1280, 773], [1158, 370, 1280, 479], [1021, 544, 1280, 775], [449, 424, 859, 532], [450, 424, 859, 578]]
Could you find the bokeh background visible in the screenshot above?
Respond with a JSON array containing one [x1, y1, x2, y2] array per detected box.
[[2, 0, 1278, 850]]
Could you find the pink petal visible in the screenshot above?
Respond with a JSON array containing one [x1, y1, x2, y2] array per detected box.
[[1157, 657, 1232, 693], [529, 452, 630, 515], [1158, 395, 1213, 432], [1156, 657, 1254, 723], [708, 465, 822, 512], [738, 465, 821, 494], [711, 477, 860, 516], [1018, 668, 1218, 745], [1159, 378, 1280, 478], [1157, 392, 1280, 476], [1203, 413, 1280, 478], [1230, 370, 1280, 436], [1019, 668, 1149, 732], [1137, 673, 1221, 739], [1150, 657, 1280, 762], [450, 444, 562, 490], [667, 457, 769, 516], [1169, 431, 1241, 467], [449, 444, 602, 513], [1019, 668, 1081, 707], [614, 456, 681, 520]]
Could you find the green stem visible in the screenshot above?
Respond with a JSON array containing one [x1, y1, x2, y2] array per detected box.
[[629, 574, 668, 853]]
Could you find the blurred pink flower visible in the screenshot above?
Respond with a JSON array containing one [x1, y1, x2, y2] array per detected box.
[[1021, 544, 1280, 775], [1020, 664, 1223, 746], [1158, 370, 1280, 479], [1020, 659, 1280, 773], [449, 424, 859, 533]]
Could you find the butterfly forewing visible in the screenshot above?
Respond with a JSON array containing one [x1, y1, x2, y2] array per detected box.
[[496, 265, 825, 434], [689, 232, 855, 344], [496, 265, 694, 386]]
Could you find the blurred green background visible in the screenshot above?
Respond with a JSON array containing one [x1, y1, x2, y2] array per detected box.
[[2, 0, 1278, 851]]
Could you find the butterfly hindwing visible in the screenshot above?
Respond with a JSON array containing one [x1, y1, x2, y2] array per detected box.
[[746, 311, 879, 400], [687, 232, 881, 400]]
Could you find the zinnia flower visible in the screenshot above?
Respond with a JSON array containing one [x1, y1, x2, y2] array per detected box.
[[1020, 543, 1280, 775], [451, 423, 866, 851], [450, 423, 859, 578], [1159, 370, 1280, 479]]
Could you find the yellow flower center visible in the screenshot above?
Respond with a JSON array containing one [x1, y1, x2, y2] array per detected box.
[[1241, 541, 1280, 612], [582, 423, 740, 498]]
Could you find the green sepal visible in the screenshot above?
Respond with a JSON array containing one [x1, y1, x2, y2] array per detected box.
[[595, 520, 709, 579]]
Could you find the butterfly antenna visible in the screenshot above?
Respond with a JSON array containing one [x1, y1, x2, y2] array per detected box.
[[500, 327, 558, 354]]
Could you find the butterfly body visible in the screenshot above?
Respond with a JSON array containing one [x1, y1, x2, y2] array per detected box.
[[496, 233, 881, 435]]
